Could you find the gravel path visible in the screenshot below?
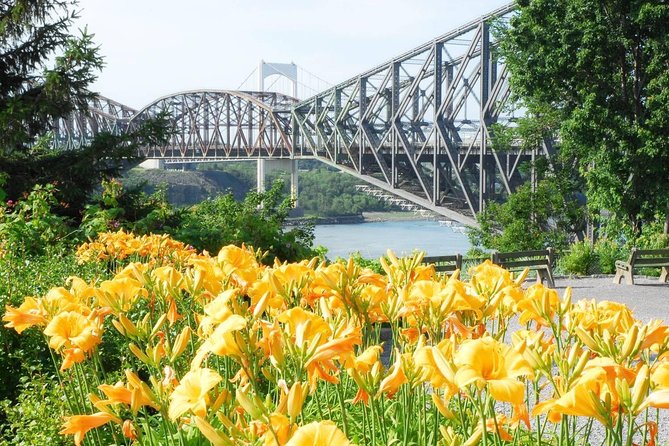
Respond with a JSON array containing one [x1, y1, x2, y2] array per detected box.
[[553, 275, 669, 323]]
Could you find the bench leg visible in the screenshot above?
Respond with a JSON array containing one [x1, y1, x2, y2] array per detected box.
[[660, 267, 668, 283], [614, 268, 634, 285], [538, 269, 555, 288]]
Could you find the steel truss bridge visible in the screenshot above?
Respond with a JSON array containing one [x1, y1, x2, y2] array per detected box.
[[53, 2, 549, 226]]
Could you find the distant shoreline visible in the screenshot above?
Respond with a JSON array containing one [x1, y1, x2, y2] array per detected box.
[[288, 211, 436, 226]]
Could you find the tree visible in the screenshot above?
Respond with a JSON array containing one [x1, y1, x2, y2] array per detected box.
[[176, 181, 315, 263], [468, 178, 585, 252], [0, 1, 166, 217], [500, 0, 669, 236]]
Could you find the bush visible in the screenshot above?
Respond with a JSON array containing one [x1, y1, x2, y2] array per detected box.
[[560, 240, 597, 275], [594, 239, 628, 274], [0, 184, 71, 257], [0, 373, 68, 446], [176, 180, 315, 263], [80, 178, 182, 239]]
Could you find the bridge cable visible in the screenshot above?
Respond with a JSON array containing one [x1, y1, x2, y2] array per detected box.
[[237, 67, 259, 90]]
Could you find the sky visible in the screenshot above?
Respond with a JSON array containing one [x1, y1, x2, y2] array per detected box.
[[75, 0, 512, 109]]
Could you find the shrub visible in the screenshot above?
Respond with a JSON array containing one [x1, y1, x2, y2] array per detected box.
[[0, 373, 68, 446], [594, 238, 628, 274], [560, 240, 597, 275], [80, 178, 182, 239], [176, 180, 315, 263], [0, 184, 71, 256]]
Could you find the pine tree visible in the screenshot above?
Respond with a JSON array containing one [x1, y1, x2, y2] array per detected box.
[[0, 0, 166, 217]]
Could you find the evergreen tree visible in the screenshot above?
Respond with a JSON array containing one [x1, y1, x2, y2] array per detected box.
[[0, 0, 166, 217]]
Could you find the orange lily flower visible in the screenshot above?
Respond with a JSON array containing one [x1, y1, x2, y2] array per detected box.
[[60, 412, 119, 446], [43, 310, 102, 370], [3, 296, 47, 333], [95, 277, 147, 314], [378, 352, 407, 397]]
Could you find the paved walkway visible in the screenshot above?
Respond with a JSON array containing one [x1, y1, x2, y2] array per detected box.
[[552, 275, 669, 323]]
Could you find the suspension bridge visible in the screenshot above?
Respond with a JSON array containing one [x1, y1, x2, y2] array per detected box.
[[53, 2, 548, 227]]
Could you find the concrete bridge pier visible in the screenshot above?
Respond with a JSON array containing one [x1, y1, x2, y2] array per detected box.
[[139, 158, 165, 169], [257, 159, 298, 206]]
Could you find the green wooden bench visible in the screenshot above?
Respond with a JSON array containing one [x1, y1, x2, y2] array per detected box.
[[422, 254, 463, 275], [613, 248, 669, 285], [492, 248, 555, 287]]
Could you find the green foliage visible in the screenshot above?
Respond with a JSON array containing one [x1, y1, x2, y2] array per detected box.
[[0, 184, 70, 256], [345, 252, 384, 274], [176, 180, 315, 263], [0, 1, 102, 156], [594, 238, 628, 275], [632, 217, 669, 250], [204, 161, 396, 217], [0, 174, 6, 204], [501, 0, 669, 236], [468, 179, 583, 252], [80, 178, 182, 239], [560, 240, 597, 276], [0, 373, 68, 446], [198, 161, 257, 189]]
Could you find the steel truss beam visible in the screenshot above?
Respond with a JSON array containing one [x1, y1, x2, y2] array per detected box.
[[52, 96, 137, 150], [128, 90, 297, 160], [292, 2, 539, 225]]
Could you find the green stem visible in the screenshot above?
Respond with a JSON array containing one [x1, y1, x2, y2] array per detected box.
[[335, 378, 350, 437]]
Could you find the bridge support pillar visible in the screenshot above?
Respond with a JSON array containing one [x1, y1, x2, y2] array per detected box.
[[139, 159, 165, 170], [257, 159, 298, 206]]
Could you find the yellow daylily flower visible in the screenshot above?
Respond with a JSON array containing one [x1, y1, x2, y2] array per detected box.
[[95, 277, 147, 314], [285, 420, 352, 446], [651, 361, 669, 388], [97, 379, 160, 413], [515, 283, 560, 327], [217, 244, 259, 288], [532, 367, 610, 424], [277, 307, 331, 349], [152, 265, 184, 291], [378, 352, 407, 397], [454, 336, 533, 405], [414, 343, 457, 396], [43, 310, 102, 370], [168, 368, 222, 420]]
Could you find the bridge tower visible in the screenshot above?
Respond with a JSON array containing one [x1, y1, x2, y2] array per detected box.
[[257, 61, 299, 205]]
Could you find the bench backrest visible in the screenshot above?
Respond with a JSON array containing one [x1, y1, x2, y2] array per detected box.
[[492, 248, 554, 269], [422, 254, 462, 273], [630, 248, 669, 267]]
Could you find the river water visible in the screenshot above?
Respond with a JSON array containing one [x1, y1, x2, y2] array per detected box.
[[313, 219, 471, 260]]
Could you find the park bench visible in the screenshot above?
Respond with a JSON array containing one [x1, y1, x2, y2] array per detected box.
[[613, 248, 669, 285], [492, 248, 555, 287], [422, 254, 463, 275]]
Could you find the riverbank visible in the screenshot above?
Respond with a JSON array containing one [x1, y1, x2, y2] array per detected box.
[[361, 211, 431, 222], [289, 210, 435, 226]]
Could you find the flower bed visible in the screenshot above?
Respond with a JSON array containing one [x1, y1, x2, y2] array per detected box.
[[4, 230, 668, 445]]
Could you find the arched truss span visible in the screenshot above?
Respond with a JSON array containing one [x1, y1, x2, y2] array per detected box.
[[52, 96, 137, 150], [128, 90, 298, 161]]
